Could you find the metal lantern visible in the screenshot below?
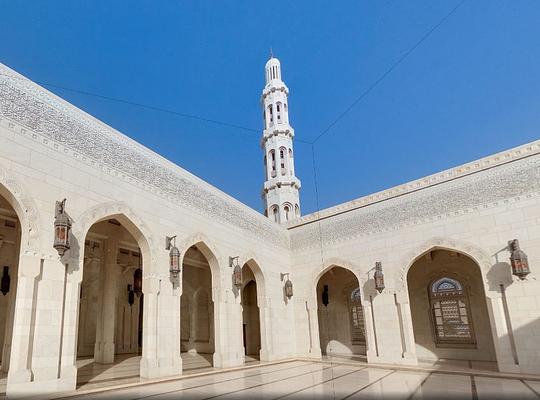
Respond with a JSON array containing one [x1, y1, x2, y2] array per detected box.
[[1, 266, 10, 296], [374, 261, 385, 294], [133, 268, 143, 297], [166, 236, 181, 279], [508, 239, 530, 280], [322, 285, 329, 307], [230, 257, 242, 289], [53, 199, 72, 256], [280, 272, 293, 299], [284, 277, 293, 299], [127, 284, 135, 306]]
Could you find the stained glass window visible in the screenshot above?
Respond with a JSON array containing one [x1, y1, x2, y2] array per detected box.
[[430, 277, 475, 345], [349, 288, 366, 345]]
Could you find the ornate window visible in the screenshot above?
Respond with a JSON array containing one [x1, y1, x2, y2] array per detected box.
[[279, 147, 287, 175], [283, 203, 291, 221], [349, 288, 366, 345], [429, 277, 475, 346], [269, 150, 276, 178], [276, 102, 282, 123], [271, 205, 279, 223]]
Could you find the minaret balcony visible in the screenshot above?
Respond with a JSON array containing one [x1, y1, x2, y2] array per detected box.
[[263, 176, 301, 192], [261, 84, 289, 100], [262, 128, 295, 143]]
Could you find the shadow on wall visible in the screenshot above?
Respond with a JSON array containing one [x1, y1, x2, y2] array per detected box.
[[316, 266, 367, 357]]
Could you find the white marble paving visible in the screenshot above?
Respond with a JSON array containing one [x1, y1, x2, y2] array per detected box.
[[475, 376, 538, 399], [60, 361, 540, 400]]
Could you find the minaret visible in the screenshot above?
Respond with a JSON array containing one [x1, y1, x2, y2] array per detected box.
[[261, 55, 301, 223]]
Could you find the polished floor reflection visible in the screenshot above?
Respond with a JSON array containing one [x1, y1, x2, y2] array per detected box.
[[61, 360, 540, 399]]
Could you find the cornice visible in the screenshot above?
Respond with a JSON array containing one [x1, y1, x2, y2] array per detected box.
[[287, 139, 540, 229]]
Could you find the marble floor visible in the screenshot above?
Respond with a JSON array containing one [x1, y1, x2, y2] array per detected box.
[[75, 353, 261, 392], [60, 360, 540, 399]]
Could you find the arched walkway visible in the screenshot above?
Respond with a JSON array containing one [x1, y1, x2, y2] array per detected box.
[[180, 243, 217, 372], [315, 266, 367, 359], [240, 262, 262, 362], [407, 248, 498, 369], [75, 213, 151, 389]]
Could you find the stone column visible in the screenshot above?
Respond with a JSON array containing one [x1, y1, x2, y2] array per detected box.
[[258, 296, 271, 362], [365, 290, 407, 365], [6, 254, 42, 386], [94, 240, 118, 364], [306, 299, 322, 359], [140, 275, 160, 378], [188, 293, 196, 352], [394, 291, 418, 365], [212, 287, 243, 368], [57, 256, 83, 391], [485, 291, 521, 373]]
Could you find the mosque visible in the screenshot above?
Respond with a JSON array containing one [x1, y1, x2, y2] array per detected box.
[[0, 56, 538, 397]]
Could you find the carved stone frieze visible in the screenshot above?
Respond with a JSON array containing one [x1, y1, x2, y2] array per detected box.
[[290, 156, 540, 251], [0, 64, 288, 249]]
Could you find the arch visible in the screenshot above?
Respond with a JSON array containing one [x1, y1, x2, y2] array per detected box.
[[311, 258, 364, 292], [279, 147, 287, 175], [406, 247, 497, 364], [269, 205, 279, 223], [276, 101, 282, 124], [269, 150, 276, 178], [178, 233, 223, 289], [313, 262, 368, 357], [0, 166, 41, 252], [397, 237, 493, 293], [282, 202, 293, 221], [267, 104, 273, 126], [239, 256, 267, 302], [72, 202, 155, 274]]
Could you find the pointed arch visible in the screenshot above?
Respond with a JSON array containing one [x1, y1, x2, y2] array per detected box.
[[239, 256, 267, 302], [178, 233, 222, 288], [397, 237, 493, 293], [72, 201, 155, 273], [311, 258, 364, 291]]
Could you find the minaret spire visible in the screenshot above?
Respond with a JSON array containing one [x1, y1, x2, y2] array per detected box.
[[261, 56, 301, 223]]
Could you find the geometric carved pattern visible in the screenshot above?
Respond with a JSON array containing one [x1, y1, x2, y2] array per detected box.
[[0, 65, 288, 249], [290, 155, 540, 250], [430, 277, 475, 345]]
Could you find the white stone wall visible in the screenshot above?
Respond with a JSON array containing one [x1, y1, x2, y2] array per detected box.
[[288, 141, 540, 374]]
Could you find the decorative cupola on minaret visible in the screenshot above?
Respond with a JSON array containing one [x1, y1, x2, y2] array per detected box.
[[261, 54, 301, 223]]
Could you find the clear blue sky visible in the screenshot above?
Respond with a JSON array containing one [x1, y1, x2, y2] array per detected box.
[[1, 1, 539, 214]]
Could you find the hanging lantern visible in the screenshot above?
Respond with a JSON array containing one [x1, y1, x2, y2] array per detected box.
[[127, 284, 135, 306], [230, 256, 242, 289], [284, 276, 293, 299], [508, 239, 530, 280], [133, 268, 143, 297], [374, 261, 385, 294], [53, 199, 72, 256], [1, 266, 10, 296], [166, 236, 181, 279], [322, 285, 329, 307]]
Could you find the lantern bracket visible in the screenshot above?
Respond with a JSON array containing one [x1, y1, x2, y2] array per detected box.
[[229, 256, 239, 268], [165, 235, 177, 250]]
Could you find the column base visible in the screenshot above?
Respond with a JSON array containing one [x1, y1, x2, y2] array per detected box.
[[6, 376, 76, 398], [94, 342, 115, 364], [140, 356, 182, 379]]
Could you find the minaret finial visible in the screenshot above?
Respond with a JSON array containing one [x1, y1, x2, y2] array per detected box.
[[269, 47, 273, 59]]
